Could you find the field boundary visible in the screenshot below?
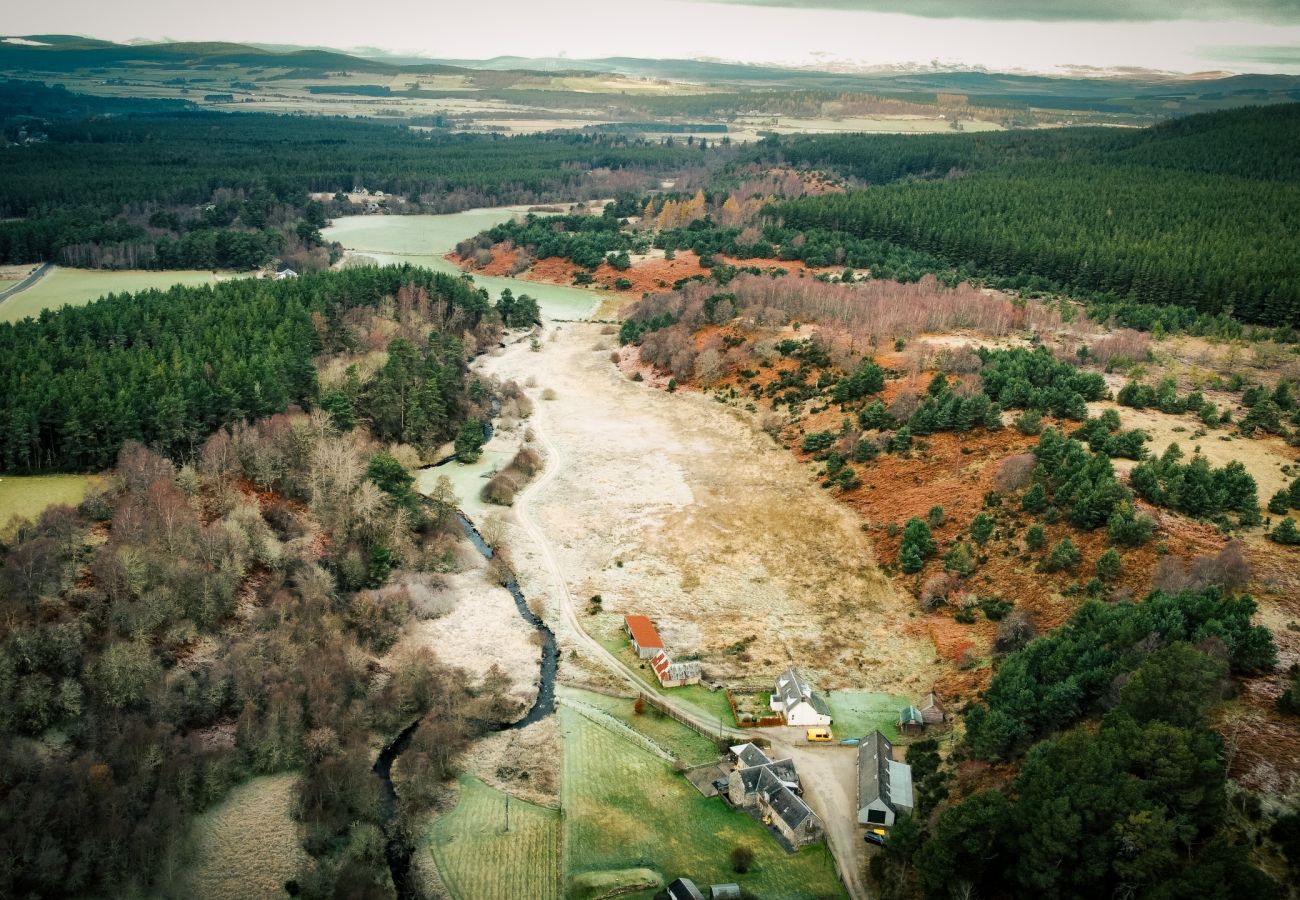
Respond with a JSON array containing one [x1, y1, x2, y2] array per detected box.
[[559, 696, 676, 762]]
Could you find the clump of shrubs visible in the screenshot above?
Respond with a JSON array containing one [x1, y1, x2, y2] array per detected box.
[[481, 447, 546, 506]]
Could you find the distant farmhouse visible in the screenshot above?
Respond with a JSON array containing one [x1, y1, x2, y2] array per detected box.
[[770, 667, 833, 727], [651, 650, 701, 688], [624, 614, 664, 658], [727, 742, 825, 848], [275, 267, 298, 280], [857, 731, 914, 829]]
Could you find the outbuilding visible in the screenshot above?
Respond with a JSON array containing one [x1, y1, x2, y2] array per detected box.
[[624, 615, 665, 658], [857, 730, 914, 828]]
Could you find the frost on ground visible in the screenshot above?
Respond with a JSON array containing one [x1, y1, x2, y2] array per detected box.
[[476, 323, 939, 696]]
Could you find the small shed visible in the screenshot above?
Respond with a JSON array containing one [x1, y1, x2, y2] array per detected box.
[[711, 884, 742, 899], [624, 615, 664, 658], [667, 877, 706, 900], [899, 705, 925, 736], [919, 692, 946, 725]]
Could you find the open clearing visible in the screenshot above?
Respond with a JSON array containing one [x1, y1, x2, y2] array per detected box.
[[476, 324, 940, 697], [0, 474, 97, 526], [184, 773, 309, 900], [561, 704, 844, 899], [826, 690, 910, 742], [425, 775, 560, 900], [561, 685, 720, 766], [0, 267, 228, 323]]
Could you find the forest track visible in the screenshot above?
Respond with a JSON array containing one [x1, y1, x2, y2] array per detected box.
[[0, 261, 51, 304]]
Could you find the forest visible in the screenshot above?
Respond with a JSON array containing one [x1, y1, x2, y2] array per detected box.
[[0, 86, 718, 270], [0, 266, 495, 471], [765, 104, 1300, 325]]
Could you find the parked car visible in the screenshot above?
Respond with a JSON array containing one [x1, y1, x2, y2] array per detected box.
[[864, 830, 888, 847]]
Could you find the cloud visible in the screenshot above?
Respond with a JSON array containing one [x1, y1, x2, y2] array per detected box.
[[697, 0, 1300, 24], [1199, 43, 1300, 65]]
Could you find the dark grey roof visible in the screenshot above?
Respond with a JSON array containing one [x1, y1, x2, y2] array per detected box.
[[737, 757, 799, 795], [774, 666, 832, 719], [765, 781, 816, 831], [858, 730, 913, 815], [668, 878, 706, 900], [730, 743, 770, 769]]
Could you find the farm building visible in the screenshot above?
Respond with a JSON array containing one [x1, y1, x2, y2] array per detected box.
[[770, 667, 833, 727], [650, 650, 702, 687], [275, 268, 298, 280], [711, 885, 741, 900], [667, 877, 706, 900], [725, 750, 824, 848], [763, 779, 825, 849], [899, 705, 925, 736], [729, 742, 771, 770], [624, 614, 665, 658], [919, 692, 945, 725], [857, 730, 914, 828]]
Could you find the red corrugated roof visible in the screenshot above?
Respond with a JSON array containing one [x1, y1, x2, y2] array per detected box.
[[625, 614, 664, 649], [651, 651, 671, 676]]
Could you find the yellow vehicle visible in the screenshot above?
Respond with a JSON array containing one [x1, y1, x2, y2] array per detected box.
[[805, 727, 833, 742]]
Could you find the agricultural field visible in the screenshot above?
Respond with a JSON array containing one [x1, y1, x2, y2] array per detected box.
[[560, 686, 720, 765], [560, 705, 845, 899], [0, 266, 229, 323], [183, 773, 310, 900], [0, 473, 97, 526], [826, 691, 911, 743], [425, 776, 560, 900]]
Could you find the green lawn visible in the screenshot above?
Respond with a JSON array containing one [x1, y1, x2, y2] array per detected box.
[[0, 267, 230, 323], [0, 474, 98, 527], [595, 629, 736, 728], [826, 691, 909, 743], [561, 705, 845, 899], [427, 776, 560, 900], [560, 686, 720, 766]]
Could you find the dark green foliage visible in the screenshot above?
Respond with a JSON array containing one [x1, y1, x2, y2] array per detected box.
[[1280, 665, 1300, 715], [1045, 537, 1081, 572], [0, 266, 484, 471], [857, 400, 891, 431], [1130, 444, 1259, 521], [801, 430, 835, 454], [1072, 413, 1148, 459], [965, 587, 1276, 761], [453, 420, 486, 463], [1031, 428, 1133, 529], [1021, 482, 1047, 513], [1270, 516, 1300, 544], [977, 347, 1107, 420], [899, 517, 936, 573], [943, 542, 976, 576], [1095, 547, 1122, 582], [1107, 503, 1156, 547], [0, 113, 704, 267], [1024, 523, 1046, 551], [495, 289, 541, 328], [969, 512, 994, 546], [1268, 489, 1292, 515], [769, 105, 1300, 325], [618, 311, 676, 345], [831, 360, 885, 404]]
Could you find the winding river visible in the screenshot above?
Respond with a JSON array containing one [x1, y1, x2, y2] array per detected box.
[[374, 425, 557, 898]]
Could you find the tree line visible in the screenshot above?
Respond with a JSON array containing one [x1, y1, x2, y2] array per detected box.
[[0, 266, 493, 471]]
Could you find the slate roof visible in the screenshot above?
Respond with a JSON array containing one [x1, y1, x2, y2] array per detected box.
[[858, 730, 913, 816], [764, 781, 816, 831], [737, 757, 799, 795], [729, 743, 771, 769], [774, 666, 831, 718], [668, 878, 706, 900]]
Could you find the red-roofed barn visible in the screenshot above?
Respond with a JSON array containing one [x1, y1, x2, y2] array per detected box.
[[625, 615, 664, 658]]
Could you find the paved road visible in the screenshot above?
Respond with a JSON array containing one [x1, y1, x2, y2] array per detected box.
[[0, 261, 52, 304], [507, 330, 867, 899]]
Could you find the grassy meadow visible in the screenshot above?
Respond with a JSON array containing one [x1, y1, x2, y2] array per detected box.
[[0, 267, 228, 323], [426, 776, 561, 900], [560, 704, 845, 899], [561, 686, 719, 766], [183, 773, 310, 900], [0, 474, 97, 526], [826, 691, 910, 742]]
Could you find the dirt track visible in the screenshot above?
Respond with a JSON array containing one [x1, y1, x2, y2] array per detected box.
[[467, 323, 940, 898]]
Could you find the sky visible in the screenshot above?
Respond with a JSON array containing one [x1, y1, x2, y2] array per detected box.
[[6, 0, 1300, 74]]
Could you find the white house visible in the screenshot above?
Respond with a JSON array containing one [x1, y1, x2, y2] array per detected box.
[[275, 268, 298, 280], [770, 667, 833, 727]]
